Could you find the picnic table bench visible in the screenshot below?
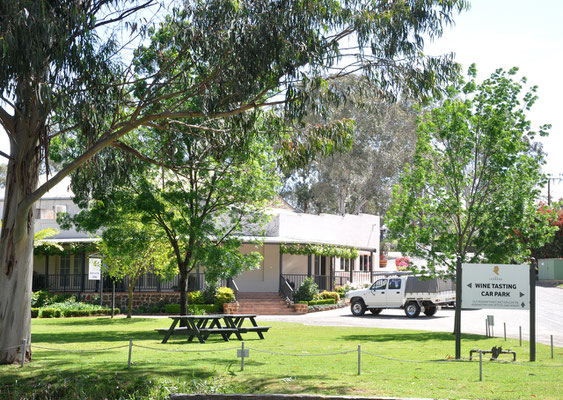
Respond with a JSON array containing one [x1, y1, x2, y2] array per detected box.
[[157, 314, 270, 344]]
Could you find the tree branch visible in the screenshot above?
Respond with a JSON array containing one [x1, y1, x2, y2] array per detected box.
[[0, 106, 15, 137]]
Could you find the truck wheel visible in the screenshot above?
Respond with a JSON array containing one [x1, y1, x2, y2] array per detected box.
[[404, 302, 420, 318], [370, 308, 383, 315], [424, 305, 437, 316], [351, 299, 366, 316]]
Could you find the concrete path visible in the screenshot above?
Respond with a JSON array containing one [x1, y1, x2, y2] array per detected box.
[[257, 286, 563, 347]]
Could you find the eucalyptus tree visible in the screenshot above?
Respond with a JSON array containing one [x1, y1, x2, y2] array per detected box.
[[0, 0, 468, 364], [281, 76, 419, 216], [386, 65, 556, 275]]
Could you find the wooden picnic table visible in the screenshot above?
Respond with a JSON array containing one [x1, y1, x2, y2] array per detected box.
[[157, 314, 270, 344]]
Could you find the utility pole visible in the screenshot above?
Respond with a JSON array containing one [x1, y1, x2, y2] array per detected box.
[[547, 174, 563, 205]]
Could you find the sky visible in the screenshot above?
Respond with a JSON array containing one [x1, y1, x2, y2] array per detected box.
[[423, 0, 563, 201], [1, 0, 562, 200]]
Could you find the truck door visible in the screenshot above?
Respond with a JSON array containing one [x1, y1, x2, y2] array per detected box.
[[386, 278, 403, 307], [367, 278, 387, 306]]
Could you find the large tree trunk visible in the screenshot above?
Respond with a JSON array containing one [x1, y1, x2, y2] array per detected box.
[[0, 121, 41, 364]]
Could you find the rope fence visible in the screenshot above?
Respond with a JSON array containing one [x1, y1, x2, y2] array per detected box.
[[2, 339, 561, 382]]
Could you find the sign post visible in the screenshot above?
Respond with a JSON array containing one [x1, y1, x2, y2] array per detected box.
[[530, 259, 536, 361], [455, 257, 462, 359]]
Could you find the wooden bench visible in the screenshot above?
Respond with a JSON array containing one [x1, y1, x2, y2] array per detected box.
[[236, 325, 271, 339], [236, 326, 270, 333]]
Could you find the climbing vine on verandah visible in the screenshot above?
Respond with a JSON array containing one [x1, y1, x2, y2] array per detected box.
[[280, 243, 358, 259]]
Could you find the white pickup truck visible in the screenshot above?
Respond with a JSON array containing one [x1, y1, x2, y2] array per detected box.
[[345, 274, 456, 318]]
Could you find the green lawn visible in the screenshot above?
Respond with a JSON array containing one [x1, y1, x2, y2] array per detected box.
[[0, 317, 561, 399]]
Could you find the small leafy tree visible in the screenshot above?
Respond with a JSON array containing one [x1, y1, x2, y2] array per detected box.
[[387, 65, 555, 276], [99, 222, 173, 318]]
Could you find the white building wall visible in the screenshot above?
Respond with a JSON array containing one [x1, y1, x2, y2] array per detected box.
[[275, 211, 379, 251], [281, 254, 307, 275], [236, 244, 280, 292]]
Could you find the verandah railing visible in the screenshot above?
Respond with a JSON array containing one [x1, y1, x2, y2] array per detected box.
[[280, 270, 381, 294], [32, 273, 213, 293]]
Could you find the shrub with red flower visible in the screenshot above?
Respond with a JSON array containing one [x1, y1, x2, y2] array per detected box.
[[395, 256, 411, 271], [531, 201, 563, 259]]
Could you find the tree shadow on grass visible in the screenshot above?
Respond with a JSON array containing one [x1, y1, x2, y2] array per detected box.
[[34, 316, 158, 327], [240, 374, 352, 396], [336, 331, 484, 343], [0, 361, 221, 398], [32, 329, 161, 344]]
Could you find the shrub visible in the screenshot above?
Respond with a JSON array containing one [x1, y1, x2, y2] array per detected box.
[[293, 277, 318, 302], [65, 310, 91, 317], [188, 304, 221, 314], [188, 291, 205, 305], [309, 298, 336, 306], [319, 291, 340, 302], [31, 290, 50, 308], [215, 287, 235, 306], [31, 308, 40, 318], [50, 293, 75, 304], [202, 283, 218, 304], [298, 301, 308, 304], [164, 304, 181, 314], [40, 308, 61, 318]]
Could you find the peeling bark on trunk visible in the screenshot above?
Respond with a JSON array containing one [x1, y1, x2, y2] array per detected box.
[[0, 127, 40, 364], [0, 86, 43, 363]]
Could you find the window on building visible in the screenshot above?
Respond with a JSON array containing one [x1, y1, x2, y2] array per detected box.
[[358, 255, 371, 271], [60, 254, 70, 287], [73, 254, 82, 287], [36, 208, 55, 219], [54, 205, 67, 215]]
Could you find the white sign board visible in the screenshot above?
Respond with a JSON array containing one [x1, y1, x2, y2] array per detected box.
[[88, 258, 101, 281], [462, 263, 529, 310]]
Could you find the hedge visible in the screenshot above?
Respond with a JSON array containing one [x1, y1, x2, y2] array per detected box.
[[319, 291, 340, 302], [40, 308, 61, 318], [164, 303, 222, 315], [308, 299, 336, 306], [164, 304, 181, 314]]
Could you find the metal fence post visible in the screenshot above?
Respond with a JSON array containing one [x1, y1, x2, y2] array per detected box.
[[241, 341, 245, 371], [20, 339, 27, 368], [358, 345, 361, 375], [479, 351, 483, 382], [485, 319, 489, 337], [504, 323, 506, 341], [519, 326, 522, 346], [551, 335, 554, 359], [128, 339, 133, 368]]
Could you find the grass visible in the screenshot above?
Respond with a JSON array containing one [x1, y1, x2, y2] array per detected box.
[[0, 317, 561, 399]]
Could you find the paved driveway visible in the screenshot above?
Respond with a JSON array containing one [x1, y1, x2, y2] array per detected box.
[[257, 286, 563, 347]]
